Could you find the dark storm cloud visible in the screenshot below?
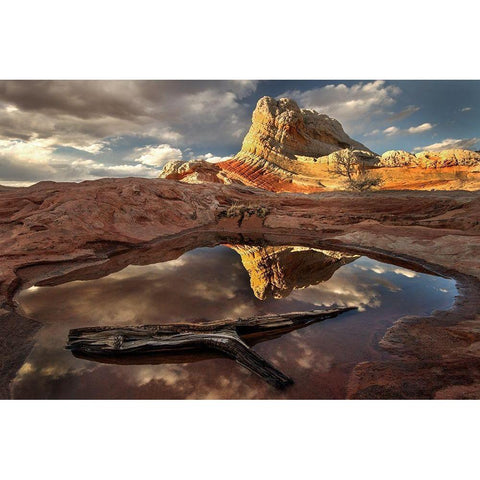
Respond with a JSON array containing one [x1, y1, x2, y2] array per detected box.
[[0, 80, 257, 145], [0, 81, 146, 119], [0, 80, 256, 119], [0, 105, 141, 144]]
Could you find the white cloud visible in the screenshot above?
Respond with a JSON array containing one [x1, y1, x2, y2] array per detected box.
[[0, 137, 54, 164], [382, 123, 434, 137], [134, 144, 183, 167], [0, 81, 257, 183], [407, 122, 434, 134], [383, 126, 400, 136], [280, 80, 401, 131], [413, 137, 480, 152], [393, 268, 418, 278], [4, 104, 18, 113], [460, 107, 472, 112], [71, 159, 159, 178], [0, 138, 57, 182], [195, 152, 232, 163], [76, 142, 108, 154], [0, 137, 160, 184], [0, 180, 36, 187]]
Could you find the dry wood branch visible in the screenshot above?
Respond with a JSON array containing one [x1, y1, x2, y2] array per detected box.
[[66, 307, 356, 389]]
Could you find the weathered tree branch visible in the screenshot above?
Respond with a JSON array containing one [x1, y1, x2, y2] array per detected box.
[[66, 307, 356, 389]]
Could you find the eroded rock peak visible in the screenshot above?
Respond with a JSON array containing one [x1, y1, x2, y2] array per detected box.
[[238, 96, 371, 161]]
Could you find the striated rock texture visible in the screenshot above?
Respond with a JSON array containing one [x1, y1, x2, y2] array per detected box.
[[216, 157, 326, 193], [159, 159, 236, 185], [159, 96, 373, 193], [219, 96, 371, 192], [229, 245, 358, 299]]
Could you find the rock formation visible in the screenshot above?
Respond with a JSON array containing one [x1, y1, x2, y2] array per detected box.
[[380, 148, 480, 168], [232, 96, 370, 163], [380, 150, 419, 167], [160, 96, 374, 192], [159, 159, 237, 185], [414, 149, 480, 168], [219, 97, 373, 192], [157, 95, 480, 192], [230, 245, 358, 299], [158, 96, 480, 192], [376, 148, 480, 190]]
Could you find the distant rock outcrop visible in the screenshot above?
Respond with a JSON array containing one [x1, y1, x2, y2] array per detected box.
[[159, 160, 236, 185], [380, 149, 480, 168], [230, 245, 358, 299], [415, 149, 480, 168], [380, 150, 419, 167]]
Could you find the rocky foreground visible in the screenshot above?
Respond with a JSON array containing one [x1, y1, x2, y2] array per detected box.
[[159, 96, 480, 192], [1, 177, 480, 398]]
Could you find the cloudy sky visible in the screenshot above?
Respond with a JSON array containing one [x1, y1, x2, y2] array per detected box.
[[0, 80, 479, 186]]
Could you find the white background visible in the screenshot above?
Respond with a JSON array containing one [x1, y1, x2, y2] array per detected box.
[[1, 1, 479, 479]]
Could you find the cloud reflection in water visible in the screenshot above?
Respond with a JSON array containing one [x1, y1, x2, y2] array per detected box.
[[13, 246, 457, 399]]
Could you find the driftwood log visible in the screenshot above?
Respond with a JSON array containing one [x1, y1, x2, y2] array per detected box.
[[66, 307, 356, 389]]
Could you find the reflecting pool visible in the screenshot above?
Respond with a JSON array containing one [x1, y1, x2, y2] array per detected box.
[[13, 245, 457, 399]]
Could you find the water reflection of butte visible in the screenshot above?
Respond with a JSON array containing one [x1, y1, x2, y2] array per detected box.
[[229, 246, 359, 300]]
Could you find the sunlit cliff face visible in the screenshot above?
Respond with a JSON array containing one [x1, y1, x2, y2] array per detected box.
[[12, 244, 457, 399]]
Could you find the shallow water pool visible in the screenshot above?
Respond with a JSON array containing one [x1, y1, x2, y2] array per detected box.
[[13, 244, 457, 399]]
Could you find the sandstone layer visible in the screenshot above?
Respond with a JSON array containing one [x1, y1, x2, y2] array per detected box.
[[1, 178, 480, 398]]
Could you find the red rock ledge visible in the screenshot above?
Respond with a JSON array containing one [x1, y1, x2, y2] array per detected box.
[[1, 178, 479, 398]]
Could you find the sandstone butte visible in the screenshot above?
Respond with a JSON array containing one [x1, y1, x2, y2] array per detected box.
[[159, 96, 480, 192], [1, 177, 480, 399]]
